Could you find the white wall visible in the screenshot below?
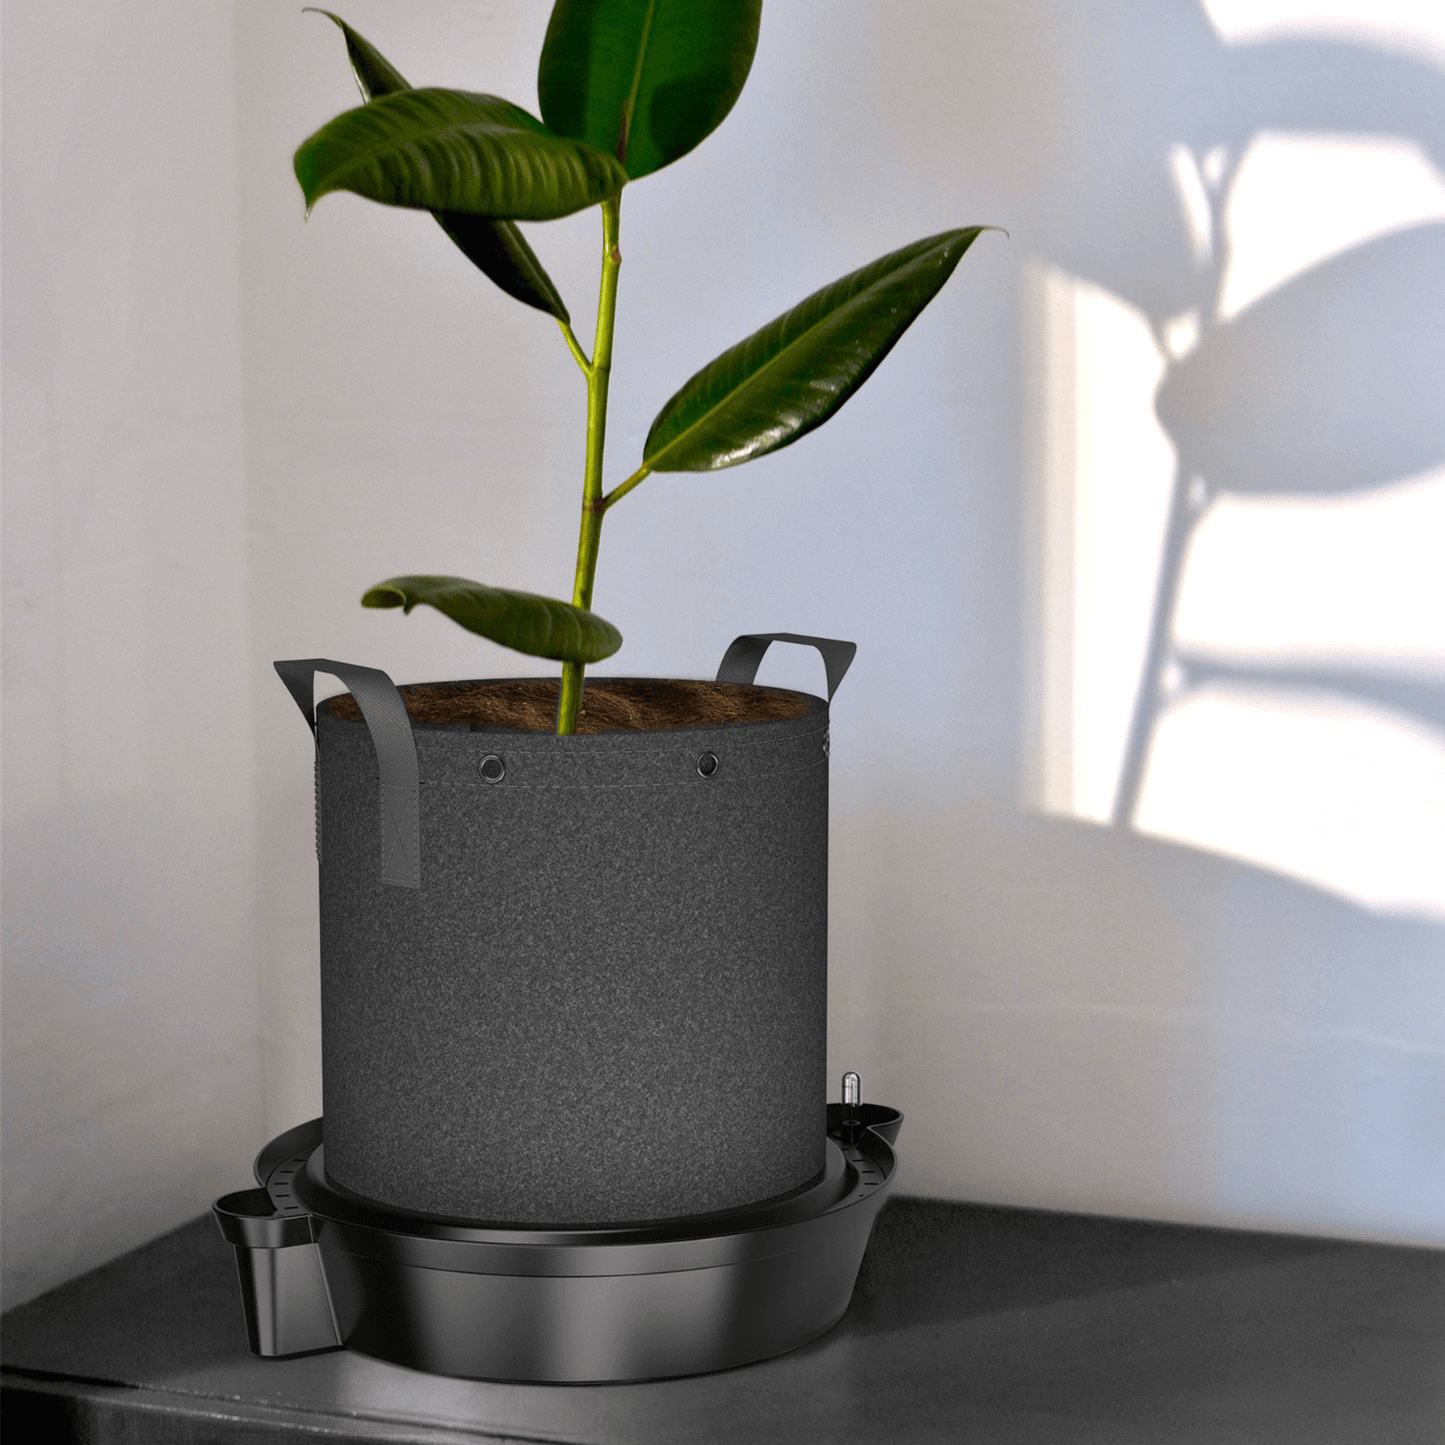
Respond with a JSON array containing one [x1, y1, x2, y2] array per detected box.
[[234, 0, 592, 1140], [4, 0, 1441, 1309], [862, 0, 1445, 1242], [2, 1, 263, 1306], [240, 0, 1444, 1245]]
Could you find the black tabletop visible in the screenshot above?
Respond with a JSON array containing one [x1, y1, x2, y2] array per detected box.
[[3, 1196, 1442, 1443]]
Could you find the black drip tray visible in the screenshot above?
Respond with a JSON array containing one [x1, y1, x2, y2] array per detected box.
[[214, 1104, 902, 1382]]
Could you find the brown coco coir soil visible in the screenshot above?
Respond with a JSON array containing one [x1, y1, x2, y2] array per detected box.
[[325, 679, 810, 733]]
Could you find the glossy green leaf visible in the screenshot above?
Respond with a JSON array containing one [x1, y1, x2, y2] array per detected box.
[[295, 88, 627, 221], [307, 11, 570, 320], [305, 8, 409, 96], [643, 228, 991, 472], [538, 0, 761, 179], [362, 575, 623, 664], [432, 212, 570, 320]]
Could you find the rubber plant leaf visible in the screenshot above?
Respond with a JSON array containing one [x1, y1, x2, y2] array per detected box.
[[307, 10, 569, 321], [538, 0, 762, 180], [295, 88, 628, 221], [305, 8, 409, 94], [643, 228, 990, 472], [362, 576, 623, 665]]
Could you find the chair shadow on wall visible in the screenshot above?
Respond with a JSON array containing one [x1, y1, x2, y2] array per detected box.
[[992, 3, 1445, 823], [1121, 214, 1445, 823], [859, 0, 1445, 1245], [894, 0, 1445, 817]]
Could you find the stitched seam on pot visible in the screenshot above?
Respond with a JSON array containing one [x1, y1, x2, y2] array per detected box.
[[418, 723, 831, 760], [324, 747, 829, 788], [321, 725, 830, 771], [328, 748, 827, 783], [416, 756, 828, 791]]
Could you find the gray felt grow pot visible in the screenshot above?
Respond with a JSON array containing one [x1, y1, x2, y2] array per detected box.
[[275, 633, 857, 1228]]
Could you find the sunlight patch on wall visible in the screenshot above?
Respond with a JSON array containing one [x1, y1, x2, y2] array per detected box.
[[1023, 10, 1445, 919], [1022, 263, 1175, 824], [1219, 133, 1445, 320], [1203, 0, 1445, 69], [1176, 473, 1445, 663], [1136, 689, 1445, 917]]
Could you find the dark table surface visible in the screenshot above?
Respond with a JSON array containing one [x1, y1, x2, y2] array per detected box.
[[3, 1195, 1442, 1444]]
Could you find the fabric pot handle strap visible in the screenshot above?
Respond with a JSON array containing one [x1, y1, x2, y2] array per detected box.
[[273, 659, 421, 890], [715, 633, 857, 701]]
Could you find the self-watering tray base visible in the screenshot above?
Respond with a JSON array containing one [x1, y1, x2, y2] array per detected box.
[[214, 1102, 901, 1382]]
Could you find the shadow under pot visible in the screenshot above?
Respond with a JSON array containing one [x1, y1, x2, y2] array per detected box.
[[279, 634, 854, 1227]]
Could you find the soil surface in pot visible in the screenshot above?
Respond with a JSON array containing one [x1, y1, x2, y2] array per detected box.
[[326, 679, 811, 733]]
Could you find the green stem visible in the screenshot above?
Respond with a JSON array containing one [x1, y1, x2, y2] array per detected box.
[[557, 318, 591, 375], [557, 195, 623, 735], [600, 462, 651, 512]]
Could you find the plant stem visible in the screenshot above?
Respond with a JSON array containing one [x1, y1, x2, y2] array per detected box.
[[557, 319, 591, 374], [557, 194, 623, 735], [601, 462, 651, 512]]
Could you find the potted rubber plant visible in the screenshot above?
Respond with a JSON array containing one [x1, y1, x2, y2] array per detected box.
[[245, 1, 993, 1377], [294, 4, 989, 734]]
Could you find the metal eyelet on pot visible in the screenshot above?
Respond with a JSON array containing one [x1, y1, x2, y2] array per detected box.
[[479, 755, 506, 783], [696, 752, 719, 778]]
